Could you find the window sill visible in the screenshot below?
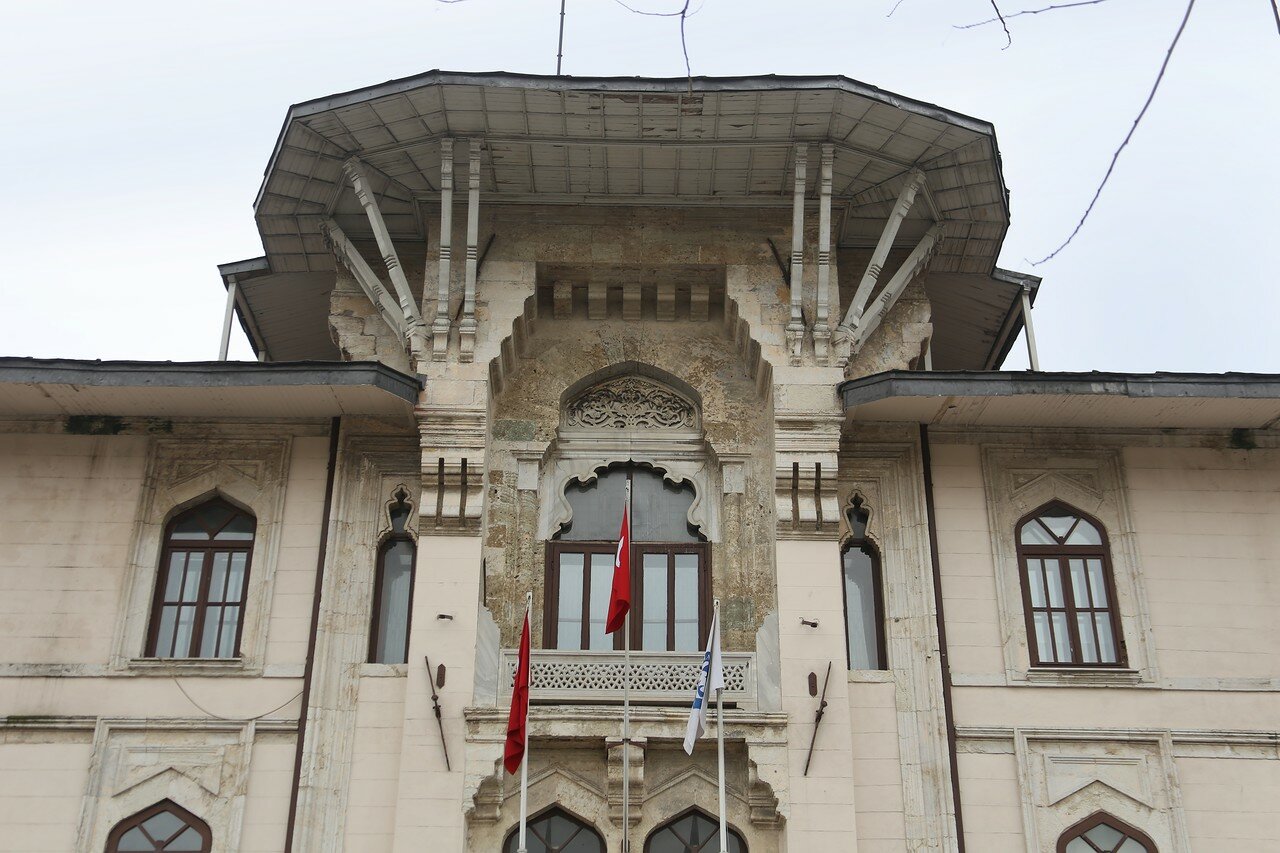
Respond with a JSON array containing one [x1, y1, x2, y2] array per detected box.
[[1022, 667, 1144, 687], [358, 663, 409, 678], [847, 669, 894, 683], [128, 657, 250, 677]]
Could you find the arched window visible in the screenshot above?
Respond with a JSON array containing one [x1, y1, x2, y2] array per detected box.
[[547, 464, 708, 652], [147, 498, 256, 659], [1017, 502, 1124, 667], [1057, 812, 1156, 852], [370, 489, 417, 664], [646, 808, 747, 853], [841, 497, 886, 670], [106, 800, 211, 852], [502, 807, 605, 853]]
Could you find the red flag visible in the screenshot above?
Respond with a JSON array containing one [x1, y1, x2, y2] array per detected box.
[[606, 505, 631, 634], [503, 610, 531, 774]]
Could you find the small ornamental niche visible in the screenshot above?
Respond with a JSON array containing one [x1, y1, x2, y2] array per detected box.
[[563, 375, 699, 432]]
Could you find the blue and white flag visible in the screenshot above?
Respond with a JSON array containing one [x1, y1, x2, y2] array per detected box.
[[683, 608, 724, 755]]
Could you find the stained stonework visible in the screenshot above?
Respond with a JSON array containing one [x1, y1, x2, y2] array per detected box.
[[842, 276, 933, 379]]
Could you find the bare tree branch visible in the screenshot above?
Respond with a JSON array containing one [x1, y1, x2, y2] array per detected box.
[[1270, 0, 1280, 35], [1032, 0, 1197, 265], [887, 0, 909, 17], [956, 0, 1113, 29], [613, 0, 695, 93], [989, 0, 1013, 48], [611, 0, 684, 16]]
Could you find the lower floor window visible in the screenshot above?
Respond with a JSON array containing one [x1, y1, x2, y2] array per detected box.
[[646, 809, 746, 852], [504, 807, 604, 853]]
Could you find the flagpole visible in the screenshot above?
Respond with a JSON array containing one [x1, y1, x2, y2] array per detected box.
[[714, 598, 728, 853], [517, 592, 532, 853], [622, 479, 632, 853]]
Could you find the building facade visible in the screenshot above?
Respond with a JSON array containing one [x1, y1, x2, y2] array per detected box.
[[1, 72, 1277, 852]]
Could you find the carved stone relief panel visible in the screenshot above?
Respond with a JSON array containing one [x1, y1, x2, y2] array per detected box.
[[980, 446, 1158, 684], [564, 376, 699, 431], [112, 435, 292, 673]]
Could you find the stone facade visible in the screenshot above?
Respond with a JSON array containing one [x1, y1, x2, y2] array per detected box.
[[1, 72, 1277, 853]]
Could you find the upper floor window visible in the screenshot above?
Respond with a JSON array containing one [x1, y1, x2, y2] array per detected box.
[[106, 800, 211, 852], [842, 498, 886, 670], [547, 464, 708, 652], [147, 498, 255, 659], [503, 807, 604, 853], [1017, 502, 1124, 667], [646, 808, 747, 852], [1058, 812, 1156, 852], [370, 489, 417, 665]]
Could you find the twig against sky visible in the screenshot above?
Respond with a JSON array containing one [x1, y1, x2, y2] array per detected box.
[[886, 0, 908, 17], [1032, 0, 1197, 265], [1269, 0, 1279, 35], [988, 1, 1013, 47], [612, 0, 695, 93], [956, 0, 1113, 30]]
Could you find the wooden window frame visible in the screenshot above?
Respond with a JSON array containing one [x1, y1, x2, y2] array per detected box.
[[1016, 501, 1127, 669], [105, 799, 212, 853], [145, 498, 256, 660], [368, 532, 417, 664], [503, 806, 605, 853], [644, 806, 748, 853], [1056, 811, 1157, 853], [544, 541, 711, 652], [840, 537, 888, 670]]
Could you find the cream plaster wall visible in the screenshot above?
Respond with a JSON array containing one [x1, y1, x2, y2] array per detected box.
[[0, 736, 92, 853], [345, 674, 406, 850], [239, 733, 296, 853], [1177, 754, 1280, 849], [953, 751, 1024, 853], [847, 679, 907, 853]]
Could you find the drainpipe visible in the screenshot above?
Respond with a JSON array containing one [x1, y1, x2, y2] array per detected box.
[[284, 417, 341, 852], [920, 424, 966, 852]]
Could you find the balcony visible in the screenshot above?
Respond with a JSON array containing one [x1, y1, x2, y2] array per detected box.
[[498, 649, 758, 708]]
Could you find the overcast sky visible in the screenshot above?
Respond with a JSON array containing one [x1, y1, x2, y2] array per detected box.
[[2, 0, 1276, 371]]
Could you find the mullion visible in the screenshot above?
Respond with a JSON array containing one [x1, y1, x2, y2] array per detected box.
[[666, 549, 676, 651], [1059, 559, 1084, 665], [189, 546, 217, 657]]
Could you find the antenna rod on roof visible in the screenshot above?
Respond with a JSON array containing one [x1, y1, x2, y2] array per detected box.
[[556, 0, 567, 75]]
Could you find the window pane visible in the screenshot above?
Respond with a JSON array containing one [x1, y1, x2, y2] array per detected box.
[[1051, 612, 1073, 662], [588, 553, 614, 650], [632, 469, 699, 543], [218, 607, 241, 658], [1033, 612, 1053, 662], [163, 552, 187, 600], [844, 546, 881, 670], [1096, 613, 1118, 663], [142, 810, 185, 841], [155, 606, 178, 657], [116, 827, 153, 851], [215, 512, 254, 541], [1087, 559, 1108, 607], [1040, 512, 1077, 540], [208, 552, 230, 603], [1043, 559, 1064, 607], [642, 553, 668, 650], [1117, 839, 1147, 852], [181, 553, 204, 602], [1064, 840, 1092, 853], [1066, 518, 1102, 545], [1076, 613, 1098, 663], [1020, 519, 1056, 545], [673, 554, 700, 652], [373, 539, 414, 664], [556, 553, 584, 649], [167, 826, 206, 851], [173, 605, 196, 657], [199, 606, 222, 656], [559, 471, 627, 541], [1026, 560, 1046, 607], [1085, 823, 1125, 848], [1068, 559, 1089, 607]]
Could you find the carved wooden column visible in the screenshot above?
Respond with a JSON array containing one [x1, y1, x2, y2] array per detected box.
[[459, 139, 482, 362], [786, 144, 808, 365], [431, 138, 455, 362], [814, 144, 834, 365], [840, 169, 926, 337]]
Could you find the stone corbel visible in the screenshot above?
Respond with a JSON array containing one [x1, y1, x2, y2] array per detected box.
[[459, 138, 482, 362], [747, 760, 782, 827], [774, 413, 842, 538], [419, 406, 486, 532], [606, 735, 646, 826], [320, 219, 406, 338]]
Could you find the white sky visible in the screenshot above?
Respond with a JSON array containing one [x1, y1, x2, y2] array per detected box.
[[1, 0, 1276, 371]]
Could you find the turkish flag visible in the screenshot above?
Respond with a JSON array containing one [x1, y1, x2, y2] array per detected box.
[[503, 610, 531, 774], [606, 505, 631, 634]]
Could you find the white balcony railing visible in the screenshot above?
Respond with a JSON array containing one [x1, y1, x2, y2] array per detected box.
[[498, 649, 756, 707]]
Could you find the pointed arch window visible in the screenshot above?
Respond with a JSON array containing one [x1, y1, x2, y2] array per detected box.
[[370, 489, 417, 665], [502, 807, 605, 853], [645, 808, 747, 853], [106, 800, 211, 852], [1057, 812, 1156, 852], [1017, 502, 1125, 667], [841, 498, 886, 670], [146, 498, 256, 659], [547, 464, 709, 652]]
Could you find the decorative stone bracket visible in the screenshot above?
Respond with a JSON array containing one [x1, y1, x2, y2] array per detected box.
[[419, 406, 486, 533], [774, 413, 842, 538], [607, 735, 646, 826]]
